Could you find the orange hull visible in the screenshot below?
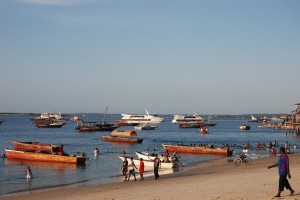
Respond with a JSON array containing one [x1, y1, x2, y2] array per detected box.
[[101, 136, 143, 143], [162, 144, 229, 156], [13, 140, 62, 153], [5, 149, 86, 164]]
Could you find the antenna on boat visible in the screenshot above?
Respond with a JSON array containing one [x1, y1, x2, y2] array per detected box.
[[145, 108, 150, 115]]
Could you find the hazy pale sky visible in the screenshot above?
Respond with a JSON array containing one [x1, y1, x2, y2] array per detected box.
[[0, 0, 299, 114]]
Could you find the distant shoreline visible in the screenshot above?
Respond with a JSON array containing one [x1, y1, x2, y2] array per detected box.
[[0, 112, 289, 119]]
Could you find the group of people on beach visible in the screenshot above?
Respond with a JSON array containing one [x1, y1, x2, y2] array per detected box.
[[121, 154, 162, 181], [121, 157, 144, 181]]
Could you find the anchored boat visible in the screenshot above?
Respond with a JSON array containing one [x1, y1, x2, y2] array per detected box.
[[162, 144, 233, 156], [13, 140, 62, 153], [5, 149, 86, 164], [101, 130, 143, 143]]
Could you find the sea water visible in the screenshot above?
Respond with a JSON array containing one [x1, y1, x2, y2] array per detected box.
[[0, 114, 299, 196]]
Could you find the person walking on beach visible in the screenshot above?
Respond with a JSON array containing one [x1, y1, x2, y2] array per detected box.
[[26, 166, 32, 179], [127, 157, 137, 181], [153, 154, 161, 180], [121, 156, 128, 181], [139, 158, 144, 181], [268, 147, 295, 197]]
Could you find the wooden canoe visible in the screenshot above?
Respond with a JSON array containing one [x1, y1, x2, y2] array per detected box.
[[13, 140, 62, 153], [162, 144, 231, 156], [101, 136, 143, 143], [5, 149, 86, 164], [119, 156, 177, 169]]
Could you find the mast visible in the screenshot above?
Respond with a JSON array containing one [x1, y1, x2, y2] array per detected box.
[[102, 106, 108, 124]]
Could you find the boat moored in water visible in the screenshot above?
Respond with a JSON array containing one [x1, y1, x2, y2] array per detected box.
[[101, 130, 143, 143], [134, 123, 157, 130], [13, 140, 62, 153], [162, 144, 233, 156], [5, 148, 86, 164], [116, 109, 164, 126], [240, 124, 251, 130]]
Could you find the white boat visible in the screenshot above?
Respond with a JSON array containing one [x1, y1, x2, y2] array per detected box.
[[35, 112, 64, 120], [134, 123, 157, 130], [172, 113, 205, 124], [119, 156, 178, 169], [135, 151, 159, 161], [117, 109, 164, 126]]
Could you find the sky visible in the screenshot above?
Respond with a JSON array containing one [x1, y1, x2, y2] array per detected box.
[[0, 0, 300, 115]]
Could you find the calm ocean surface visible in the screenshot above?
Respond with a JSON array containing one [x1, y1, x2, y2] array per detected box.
[[0, 114, 299, 196]]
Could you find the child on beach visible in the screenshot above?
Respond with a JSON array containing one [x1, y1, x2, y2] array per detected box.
[[139, 158, 144, 181], [26, 166, 32, 179], [268, 147, 295, 197]]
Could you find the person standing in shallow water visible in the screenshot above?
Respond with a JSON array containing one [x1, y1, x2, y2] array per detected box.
[[268, 147, 295, 197], [26, 166, 32, 179]]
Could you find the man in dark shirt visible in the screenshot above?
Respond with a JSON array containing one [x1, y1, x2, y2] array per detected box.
[[268, 147, 295, 197]]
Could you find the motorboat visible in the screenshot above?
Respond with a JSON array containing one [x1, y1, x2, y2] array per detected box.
[[172, 113, 204, 124], [117, 109, 164, 126], [240, 124, 251, 130], [134, 123, 157, 130]]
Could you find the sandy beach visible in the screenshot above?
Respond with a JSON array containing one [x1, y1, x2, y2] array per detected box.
[[1, 153, 300, 200]]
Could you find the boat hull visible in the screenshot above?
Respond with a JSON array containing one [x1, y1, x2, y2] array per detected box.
[[13, 140, 62, 153], [135, 151, 158, 161], [5, 149, 86, 164], [101, 136, 143, 143], [162, 144, 230, 156], [119, 156, 177, 169]]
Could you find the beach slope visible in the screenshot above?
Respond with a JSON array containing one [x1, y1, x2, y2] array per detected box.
[[2, 154, 300, 200]]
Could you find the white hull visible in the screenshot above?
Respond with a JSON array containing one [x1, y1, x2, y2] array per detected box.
[[120, 109, 164, 125], [172, 114, 205, 124], [119, 156, 177, 169]]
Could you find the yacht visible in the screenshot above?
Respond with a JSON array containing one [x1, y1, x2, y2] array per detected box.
[[117, 109, 164, 126], [172, 113, 205, 124]]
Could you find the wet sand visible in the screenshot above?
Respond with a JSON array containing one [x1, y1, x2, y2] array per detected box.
[[1, 153, 300, 200]]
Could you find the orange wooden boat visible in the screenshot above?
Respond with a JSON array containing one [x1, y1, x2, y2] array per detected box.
[[101, 136, 143, 143], [102, 130, 143, 143], [162, 144, 232, 156], [13, 140, 62, 153], [5, 149, 86, 164]]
